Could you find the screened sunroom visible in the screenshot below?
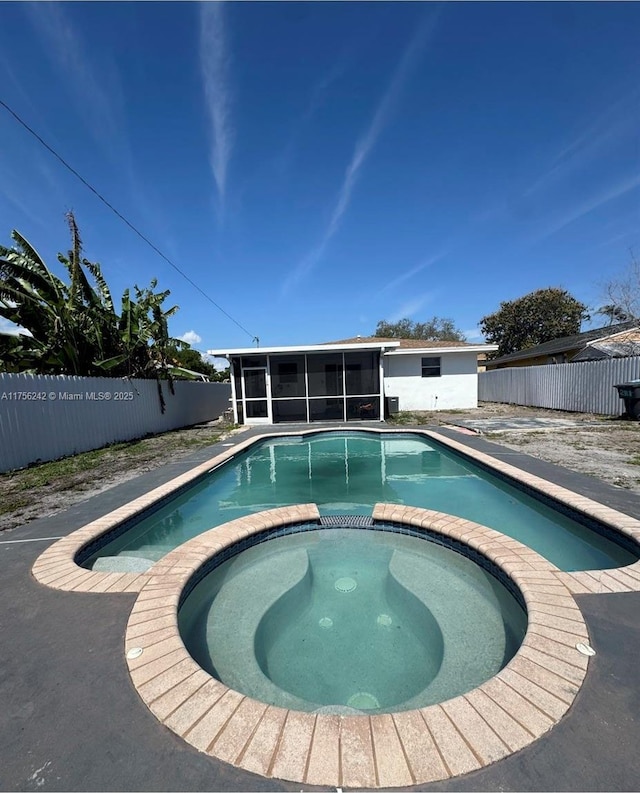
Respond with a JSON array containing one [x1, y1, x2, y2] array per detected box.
[[208, 341, 399, 424]]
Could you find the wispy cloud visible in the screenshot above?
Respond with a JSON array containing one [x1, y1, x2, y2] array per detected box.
[[270, 58, 348, 184], [521, 88, 640, 201], [387, 292, 436, 323], [200, 2, 233, 210], [22, 5, 146, 213], [0, 154, 59, 231], [596, 229, 639, 249], [472, 88, 640, 239], [24, 2, 125, 157], [534, 172, 640, 243], [550, 89, 639, 167], [0, 49, 41, 120], [178, 330, 203, 345], [282, 11, 439, 295], [379, 251, 449, 295], [21, 3, 178, 253]]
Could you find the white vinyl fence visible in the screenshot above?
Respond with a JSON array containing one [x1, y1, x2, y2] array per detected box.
[[479, 357, 640, 416], [0, 373, 232, 472]]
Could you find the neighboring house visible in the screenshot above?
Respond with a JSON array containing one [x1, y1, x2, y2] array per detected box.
[[485, 321, 640, 370], [208, 336, 497, 425]]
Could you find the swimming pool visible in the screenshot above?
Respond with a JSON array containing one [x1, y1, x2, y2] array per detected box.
[[32, 427, 640, 788], [83, 430, 637, 572]]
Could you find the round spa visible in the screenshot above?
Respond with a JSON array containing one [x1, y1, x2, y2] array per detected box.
[[178, 525, 527, 714]]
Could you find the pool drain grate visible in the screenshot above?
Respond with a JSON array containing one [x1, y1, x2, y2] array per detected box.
[[335, 577, 357, 593], [320, 515, 374, 528]]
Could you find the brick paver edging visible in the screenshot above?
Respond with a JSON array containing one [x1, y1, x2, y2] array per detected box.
[[31, 427, 640, 597], [30, 433, 262, 594], [420, 429, 640, 595], [32, 427, 640, 594], [123, 503, 594, 788]]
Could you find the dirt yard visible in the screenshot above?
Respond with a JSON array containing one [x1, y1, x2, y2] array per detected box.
[[403, 402, 640, 494], [1, 403, 638, 532]]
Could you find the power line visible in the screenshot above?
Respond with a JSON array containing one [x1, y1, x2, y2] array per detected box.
[[0, 97, 258, 343]]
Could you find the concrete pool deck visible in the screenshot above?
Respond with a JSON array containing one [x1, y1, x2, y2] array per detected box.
[[2, 422, 640, 791]]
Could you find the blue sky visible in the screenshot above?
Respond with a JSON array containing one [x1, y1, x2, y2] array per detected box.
[[1, 2, 639, 360]]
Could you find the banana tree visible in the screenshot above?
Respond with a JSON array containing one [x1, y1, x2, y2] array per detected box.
[[96, 281, 184, 411], [0, 213, 185, 412]]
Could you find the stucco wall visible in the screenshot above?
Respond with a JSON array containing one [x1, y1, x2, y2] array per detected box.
[[383, 352, 479, 411]]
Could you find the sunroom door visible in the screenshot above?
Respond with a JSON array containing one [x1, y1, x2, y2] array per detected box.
[[242, 367, 271, 424]]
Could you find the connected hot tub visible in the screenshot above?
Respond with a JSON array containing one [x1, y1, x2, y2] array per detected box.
[[178, 523, 527, 715]]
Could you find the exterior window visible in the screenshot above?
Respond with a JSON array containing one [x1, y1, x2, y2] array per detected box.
[[421, 356, 441, 377]]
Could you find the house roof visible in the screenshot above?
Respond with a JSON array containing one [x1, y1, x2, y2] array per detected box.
[[208, 340, 401, 356], [324, 336, 473, 349], [324, 336, 496, 354], [209, 336, 497, 358], [488, 321, 640, 365], [571, 339, 640, 362]]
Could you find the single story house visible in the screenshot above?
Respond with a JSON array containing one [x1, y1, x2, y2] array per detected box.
[[208, 336, 497, 425], [485, 321, 640, 370]]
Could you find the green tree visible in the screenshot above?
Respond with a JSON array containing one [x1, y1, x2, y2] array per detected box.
[[0, 213, 185, 410], [374, 316, 466, 341], [0, 215, 114, 375], [166, 345, 226, 380], [479, 287, 589, 358]]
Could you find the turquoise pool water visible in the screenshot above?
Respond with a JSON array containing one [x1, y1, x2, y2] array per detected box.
[[86, 431, 638, 572], [178, 528, 527, 713]]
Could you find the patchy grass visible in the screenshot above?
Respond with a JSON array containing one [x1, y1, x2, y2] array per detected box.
[[387, 410, 461, 426], [6, 444, 133, 491], [0, 422, 238, 528], [0, 495, 32, 517], [387, 412, 429, 426]]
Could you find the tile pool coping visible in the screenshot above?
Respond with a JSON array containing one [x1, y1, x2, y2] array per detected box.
[[29, 425, 640, 787], [120, 502, 595, 788], [32, 426, 640, 598]]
